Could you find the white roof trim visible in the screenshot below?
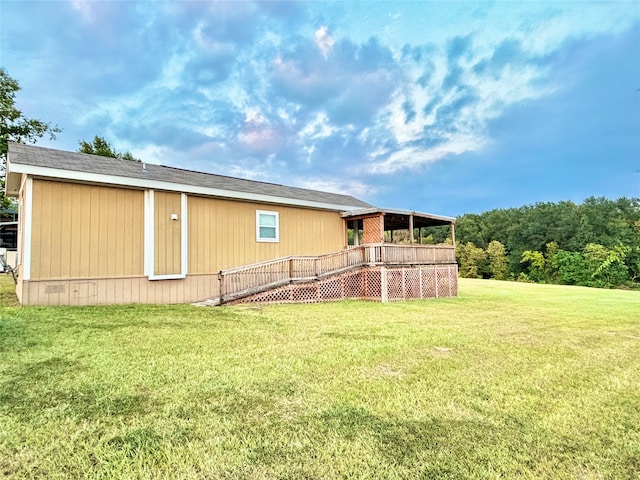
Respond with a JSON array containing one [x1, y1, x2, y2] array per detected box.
[[7, 161, 365, 212]]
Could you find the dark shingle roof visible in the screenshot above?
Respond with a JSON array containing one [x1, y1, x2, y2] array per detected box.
[[7, 142, 372, 210]]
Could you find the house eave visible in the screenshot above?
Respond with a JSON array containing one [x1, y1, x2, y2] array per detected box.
[[5, 160, 22, 197], [6, 162, 366, 212]]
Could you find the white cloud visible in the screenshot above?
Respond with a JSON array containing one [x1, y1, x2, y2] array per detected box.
[[370, 133, 485, 174], [238, 107, 280, 152], [303, 144, 315, 164], [129, 144, 170, 166], [299, 112, 335, 140], [244, 107, 267, 125], [296, 178, 377, 198], [315, 25, 335, 59], [14, 0, 637, 200], [369, 35, 560, 174]]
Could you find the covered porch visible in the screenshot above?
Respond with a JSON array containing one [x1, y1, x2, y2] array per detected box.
[[342, 208, 456, 247]]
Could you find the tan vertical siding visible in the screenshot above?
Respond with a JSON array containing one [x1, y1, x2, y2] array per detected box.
[[20, 273, 220, 306], [30, 179, 144, 280], [153, 191, 182, 276], [188, 196, 345, 274]]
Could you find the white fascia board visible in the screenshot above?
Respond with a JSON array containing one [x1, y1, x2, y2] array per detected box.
[[8, 163, 366, 212], [5, 159, 22, 196]]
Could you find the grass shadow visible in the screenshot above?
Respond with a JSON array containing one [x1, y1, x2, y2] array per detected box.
[[318, 404, 525, 477], [0, 356, 153, 421]]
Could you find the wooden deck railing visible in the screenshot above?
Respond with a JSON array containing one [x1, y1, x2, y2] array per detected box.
[[218, 244, 455, 303]]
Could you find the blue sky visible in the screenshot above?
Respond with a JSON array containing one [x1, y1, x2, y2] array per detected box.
[[1, 1, 638, 215]]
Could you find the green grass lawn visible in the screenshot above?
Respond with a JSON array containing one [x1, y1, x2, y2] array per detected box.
[[0, 277, 638, 479]]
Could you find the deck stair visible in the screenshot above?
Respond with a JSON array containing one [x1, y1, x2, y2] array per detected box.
[[196, 244, 457, 306]]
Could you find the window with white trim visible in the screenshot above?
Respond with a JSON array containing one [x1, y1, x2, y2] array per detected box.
[[256, 210, 279, 242]]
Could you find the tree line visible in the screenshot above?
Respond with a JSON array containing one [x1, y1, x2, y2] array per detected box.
[[451, 197, 640, 288]]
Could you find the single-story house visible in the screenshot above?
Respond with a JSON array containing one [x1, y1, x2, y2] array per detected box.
[[5, 142, 457, 306]]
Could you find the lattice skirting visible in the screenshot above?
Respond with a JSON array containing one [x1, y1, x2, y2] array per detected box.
[[231, 264, 458, 305]]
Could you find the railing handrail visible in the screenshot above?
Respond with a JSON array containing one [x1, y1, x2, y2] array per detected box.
[[363, 243, 455, 249], [220, 255, 315, 275], [218, 243, 455, 303]]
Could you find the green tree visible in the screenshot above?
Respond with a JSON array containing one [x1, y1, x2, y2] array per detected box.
[[583, 243, 630, 288], [486, 240, 508, 280], [456, 242, 487, 279], [552, 250, 590, 285], [78, 135, 140, 162], [455, 214, 486, 247], [454, 196, 640, 287], [0, 68, 61, 206], [520, 250, 546, 283]]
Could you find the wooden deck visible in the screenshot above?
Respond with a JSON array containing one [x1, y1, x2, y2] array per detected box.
[[215, 244, 455, 304]]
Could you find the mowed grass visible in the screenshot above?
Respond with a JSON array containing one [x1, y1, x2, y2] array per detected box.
[[0, 277, 638, 479]]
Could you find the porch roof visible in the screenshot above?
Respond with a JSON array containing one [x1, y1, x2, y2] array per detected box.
[[341, 208, 455, 229]]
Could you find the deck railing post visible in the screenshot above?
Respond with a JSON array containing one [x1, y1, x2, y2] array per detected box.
[[218, 271, 224, 303], [381, 267, 388, 303], [289, 258, 294, 282]]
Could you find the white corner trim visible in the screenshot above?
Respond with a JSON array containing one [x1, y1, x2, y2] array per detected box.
[[22, 177, 33, 280], [144, 190, 154, 278], [181, 193, 188, 277], [8, 163, 366, 212]]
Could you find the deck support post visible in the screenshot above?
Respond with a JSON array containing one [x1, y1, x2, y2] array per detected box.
[[353, 220, 359, 246], [218, 271, 224, 304], [380, 267, 388, 303], [409, 214, 414, 244]]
